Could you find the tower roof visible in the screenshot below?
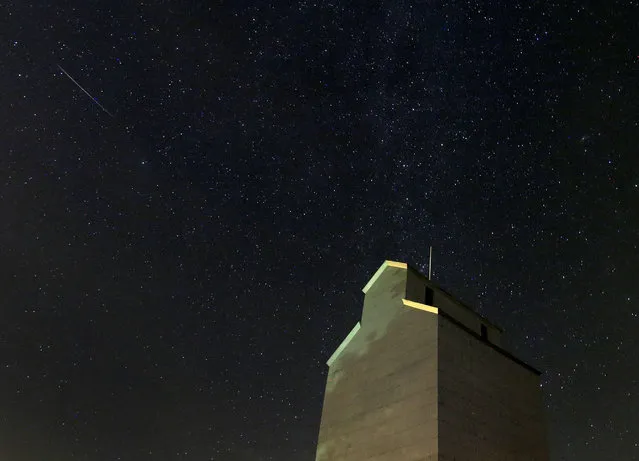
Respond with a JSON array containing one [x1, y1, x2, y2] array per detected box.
[[362, 260, 503, 332]]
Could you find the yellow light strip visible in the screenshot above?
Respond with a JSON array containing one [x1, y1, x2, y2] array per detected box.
[[402, 298, 439, 314], [362, 260, 407, 293], [386, 260, 408, 269]]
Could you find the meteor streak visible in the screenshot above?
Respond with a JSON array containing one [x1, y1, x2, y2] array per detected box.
[[57, 64, 114, 117]]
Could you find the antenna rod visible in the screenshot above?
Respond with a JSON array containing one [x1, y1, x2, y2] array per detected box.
[[428, 246, 433, 280]]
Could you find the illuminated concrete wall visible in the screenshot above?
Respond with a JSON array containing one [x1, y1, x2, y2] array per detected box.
[[315, 260, 548, 461], [316, 263, 439, 461]]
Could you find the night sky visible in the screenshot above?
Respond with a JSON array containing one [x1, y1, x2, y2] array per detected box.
[[2, 1, 639, 460]]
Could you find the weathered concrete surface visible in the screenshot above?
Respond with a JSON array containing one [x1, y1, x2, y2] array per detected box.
[[315, 261, 548, 461], [316, 265, 438, 461], [438, 314, 549, 461]]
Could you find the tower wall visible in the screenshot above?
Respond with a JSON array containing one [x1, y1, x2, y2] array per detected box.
[[315, 261, 548, 461], [316, 266, 439, 461], [406, 265, 502, 347], [437, 314, 549, 461], [433, 292, 502, 346]]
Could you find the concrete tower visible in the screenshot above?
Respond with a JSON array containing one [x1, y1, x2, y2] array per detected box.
[[315, 260, 548, 461]]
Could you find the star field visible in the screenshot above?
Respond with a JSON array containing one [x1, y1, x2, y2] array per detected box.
[[2, 1, 639, 460]]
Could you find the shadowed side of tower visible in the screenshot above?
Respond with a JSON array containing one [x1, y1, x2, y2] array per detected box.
[[438, 313, 548, 460], [315, 260, 549, 461]]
